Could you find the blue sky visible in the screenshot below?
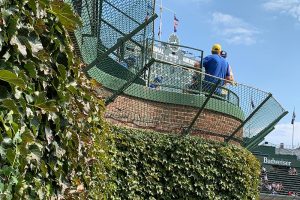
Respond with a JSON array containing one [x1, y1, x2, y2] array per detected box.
[[154, 0, 300, 147]]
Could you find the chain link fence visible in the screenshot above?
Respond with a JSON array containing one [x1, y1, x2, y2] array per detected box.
[[65, 0, 287, 145]]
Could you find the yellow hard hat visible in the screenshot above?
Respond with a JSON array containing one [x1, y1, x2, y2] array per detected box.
[[211, 43, 222, 52]]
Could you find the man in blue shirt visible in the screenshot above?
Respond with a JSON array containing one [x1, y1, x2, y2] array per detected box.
[[194, 44, 231, 93]]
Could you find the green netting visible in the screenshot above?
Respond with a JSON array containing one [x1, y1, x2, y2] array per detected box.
[[66, 0, 155, 70], [65, 0, 287, 145]]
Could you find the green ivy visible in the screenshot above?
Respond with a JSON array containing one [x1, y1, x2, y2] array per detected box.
[[0, 0, 114, 199], [111, 126, 260, 200]]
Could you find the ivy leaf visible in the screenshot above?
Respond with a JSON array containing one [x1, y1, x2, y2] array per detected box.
[[40, 160, 48, 177], [6, 14, 18, 39], [10, 35, 27, 56], [28, 0, 37, 13], [0, 98, 19, 114], [6, 148, 16, 165], [0, 181, 4, 193], [57, 64, 67, 80], [49, 0, 82, 31], [0, 33, 3, 52], [24, 61, 37, 78], [34, 19, 47, 34], [0, 166, 14, 176], [34, 100, 57, 112], [21, 131, 34, 144], [0, 70, 26, 88], [0, 146, 4, 157], [28, 144, 43, 163], [28, 38, 43, 55]]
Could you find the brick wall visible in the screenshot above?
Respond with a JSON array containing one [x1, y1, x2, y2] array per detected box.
[[104, 93, 243, 144]]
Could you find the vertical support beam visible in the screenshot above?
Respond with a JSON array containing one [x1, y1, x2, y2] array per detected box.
[[73, 0, 83, 16], [181, 80, 222, 135], [105, 59, 155, 106], [225, 93, 273, 142], [198, 51, 204, 93], [146, 47, 151, 86], [246, 111, 288, 150], [96, 0, 103, 57], [91, 0, 99, 36], [83, 13, 158, 73]]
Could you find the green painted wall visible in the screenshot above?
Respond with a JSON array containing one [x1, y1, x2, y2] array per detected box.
[[253, 145, 300, 168]]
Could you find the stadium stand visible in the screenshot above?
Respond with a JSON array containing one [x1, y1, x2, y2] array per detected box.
[[253, 144, 300, 199]]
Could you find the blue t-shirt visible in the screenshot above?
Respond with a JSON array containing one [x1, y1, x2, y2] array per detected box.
[[203, 54, 230, 86]]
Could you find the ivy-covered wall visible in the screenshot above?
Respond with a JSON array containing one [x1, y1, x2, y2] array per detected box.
[[111, 126, 260, 199], [0, 0, 114, 199]]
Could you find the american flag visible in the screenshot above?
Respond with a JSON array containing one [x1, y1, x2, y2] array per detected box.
[[174, 15, 179, 32], [251, 98, 255, 109], [158, 25, 161, 37]]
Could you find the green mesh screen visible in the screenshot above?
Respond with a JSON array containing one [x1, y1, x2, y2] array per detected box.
[[66, 0, 155, 71], [66, 0, 287, 145]]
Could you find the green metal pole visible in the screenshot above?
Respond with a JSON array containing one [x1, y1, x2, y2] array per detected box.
[[246, 111, 288, 150], [225, 93, 273, 143], [83, 14, 158, 73], [91, 0, 99, 36], [181, 79, 222, 135], [96, 0, 103, 57], [105, 58, 155, 106]]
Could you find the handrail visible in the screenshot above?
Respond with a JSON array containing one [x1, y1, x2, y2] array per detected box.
[[151, 81, 239, 106], [148, 58, 240, 106]]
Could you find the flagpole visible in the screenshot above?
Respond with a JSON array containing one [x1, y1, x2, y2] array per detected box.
[[158, 0, 162, 40], [292, 122, 295, 149], [292, 107, 295, 149], [249, 97, 255, 137]]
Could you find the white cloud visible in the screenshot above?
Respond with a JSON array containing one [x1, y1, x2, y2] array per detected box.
[[211, 12, 259, 45], [265, 122, 300, 148], [263, 0, 300, 21]]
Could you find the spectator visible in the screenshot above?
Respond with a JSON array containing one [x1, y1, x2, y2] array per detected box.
[[277, 182, 283, 191], [264, 173, 268, 182], [220, 50, 236, 85], [292, 167, 297, 175], [187, 62, 201, 93], [125, 56, 136, 68], [267, 184, 272, 191], [194, 44, 231, 94], [289, 167, 297, 175], [149, 76, 163, 89]]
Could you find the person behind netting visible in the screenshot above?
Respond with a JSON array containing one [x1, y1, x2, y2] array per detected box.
[[194, 44, 232, 94], [149, 75, 163, 89], [186, 62, 201, 93], [220, 50, 236, 85]]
